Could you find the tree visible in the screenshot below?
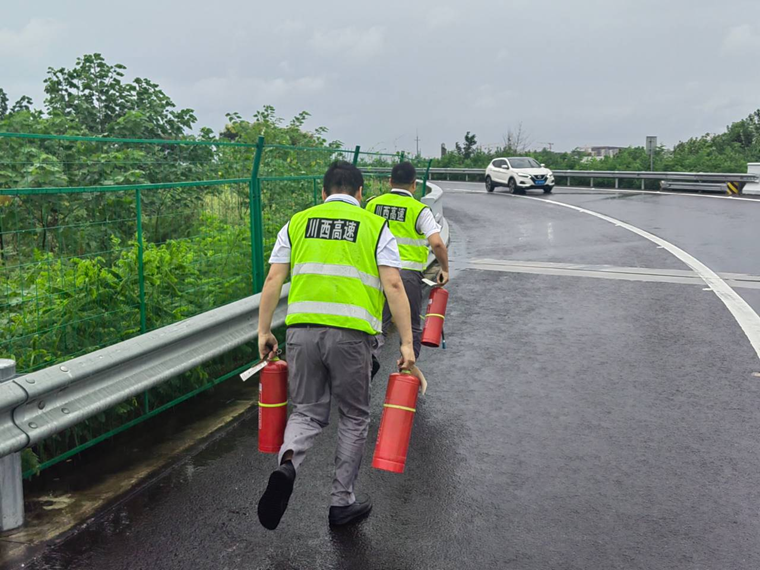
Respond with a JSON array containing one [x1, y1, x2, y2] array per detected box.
[[0, 88, 7, 119], [463, 132, 477, 160], [502, 123, 531, 154], [43, 53, 196, 138], [0, 88, 36, 119]]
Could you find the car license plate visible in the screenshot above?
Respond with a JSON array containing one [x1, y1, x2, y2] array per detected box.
[[535, 180, 545, 185]]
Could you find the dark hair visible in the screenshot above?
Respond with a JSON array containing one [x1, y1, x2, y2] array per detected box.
[[391, 162, 417, 187], [323, 161, 364, 196]]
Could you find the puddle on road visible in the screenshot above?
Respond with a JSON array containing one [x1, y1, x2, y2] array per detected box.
[[0, 377, 258, 570], [596, 192, 646, 201]]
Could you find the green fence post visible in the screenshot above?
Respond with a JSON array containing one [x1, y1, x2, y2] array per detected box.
[[249, 136, 266, 294], [135, 189, 147, 334], [352, 145, 361, 166], [135, 188, 149, 413], [400, 151, 405, 163], [313, 177, 319, 206]]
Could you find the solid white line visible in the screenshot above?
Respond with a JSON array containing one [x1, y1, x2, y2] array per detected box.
[[572, 186, 760, 203], [506, 194, 760, 361], [440, 185, 760, 203], [467, 259, 760, 288]]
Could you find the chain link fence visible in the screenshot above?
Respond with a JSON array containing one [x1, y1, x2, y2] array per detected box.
[[0, 132, 426, 476]]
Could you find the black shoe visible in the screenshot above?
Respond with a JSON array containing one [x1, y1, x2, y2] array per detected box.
[[329, 497, 373, 526], [371, 356, 380, 380], [257, 461, 296, 530]]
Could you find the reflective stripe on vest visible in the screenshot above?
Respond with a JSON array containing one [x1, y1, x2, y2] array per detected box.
[[395, 237, 428, 247], [287, 301, 383, 332], [292, 262, 382, 291], [401, 260, 427, 271]]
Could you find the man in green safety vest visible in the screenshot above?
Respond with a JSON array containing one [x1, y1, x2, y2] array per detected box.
[[366, 162, 449, 367], [255, 161, 416, 530]]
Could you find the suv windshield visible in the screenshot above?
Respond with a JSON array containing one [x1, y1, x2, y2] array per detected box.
[[508, 158, 540, 169]]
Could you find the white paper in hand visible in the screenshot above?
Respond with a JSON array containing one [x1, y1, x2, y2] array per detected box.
[[240, 360, 268, 382]]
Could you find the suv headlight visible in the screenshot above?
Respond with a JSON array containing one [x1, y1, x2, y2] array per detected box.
[[518, 172, 531, 178]]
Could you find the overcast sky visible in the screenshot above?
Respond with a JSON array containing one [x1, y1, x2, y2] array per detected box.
[[3, 0, 760, 154]]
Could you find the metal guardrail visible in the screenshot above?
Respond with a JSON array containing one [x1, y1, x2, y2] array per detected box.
[[414, 167, 759, 189], [0, 288, 290, 459], [0, 181, 449, 531], [659, 182, 729, 194], [553, 170, 757, 183], [0, 287, 288, 531]]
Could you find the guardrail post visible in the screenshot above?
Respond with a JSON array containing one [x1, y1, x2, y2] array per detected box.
[[615, 178, 619, 189], [590, 177, 594, 188], [0, 359, 24, 532], [641, 179, 645, 190]]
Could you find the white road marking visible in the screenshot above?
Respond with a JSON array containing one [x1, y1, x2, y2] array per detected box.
[[505, 194, 760, 361], [440, 185, 760, 203], [444, 187, 486, 194], [576, 186, 760, 203], [466, 259, 760, 290]]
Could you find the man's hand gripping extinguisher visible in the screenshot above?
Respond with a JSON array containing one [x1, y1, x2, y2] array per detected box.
[[421, 286, 449, 348]]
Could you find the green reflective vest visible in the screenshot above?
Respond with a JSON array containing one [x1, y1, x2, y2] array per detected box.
[[286, 200, 387, 335], [367, 191, 429, 272]]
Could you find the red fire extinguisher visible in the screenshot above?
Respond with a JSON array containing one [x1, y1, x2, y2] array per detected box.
[[421, 287, 449, 348], [372, 372, 421, 473], [258, 359, 288, 454]]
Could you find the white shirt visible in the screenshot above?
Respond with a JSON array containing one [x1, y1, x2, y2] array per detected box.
[[388, 189, 441, 238], [268, 194, 402, 267]]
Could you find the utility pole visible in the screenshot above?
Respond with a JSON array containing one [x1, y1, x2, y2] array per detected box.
[[540, 142, 554, 151], [415, 130, 421, 157]]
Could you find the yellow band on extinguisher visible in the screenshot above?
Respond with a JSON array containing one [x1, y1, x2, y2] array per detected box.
[[384, 403, 416, 413], [425, 313, 445, 320], [259, 401, 288, 408]]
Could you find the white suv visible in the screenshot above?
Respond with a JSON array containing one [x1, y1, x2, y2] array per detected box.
[[485, 157, 555, 194]]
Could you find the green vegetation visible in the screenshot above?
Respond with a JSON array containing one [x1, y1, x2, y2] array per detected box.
[[435, 113, 760, 174], [1, 54, 396, 476]]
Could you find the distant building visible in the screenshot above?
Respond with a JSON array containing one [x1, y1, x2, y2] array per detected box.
[[577, 146, 625, 159]]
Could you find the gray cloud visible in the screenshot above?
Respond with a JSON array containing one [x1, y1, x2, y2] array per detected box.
[[722, 25, 760, 55], [3, 0, 760, 154], [311, 26, 386, 59], [0, 18, 65, 59]]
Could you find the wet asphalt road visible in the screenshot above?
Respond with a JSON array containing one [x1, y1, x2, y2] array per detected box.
[[24, 183, 760, 569]]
